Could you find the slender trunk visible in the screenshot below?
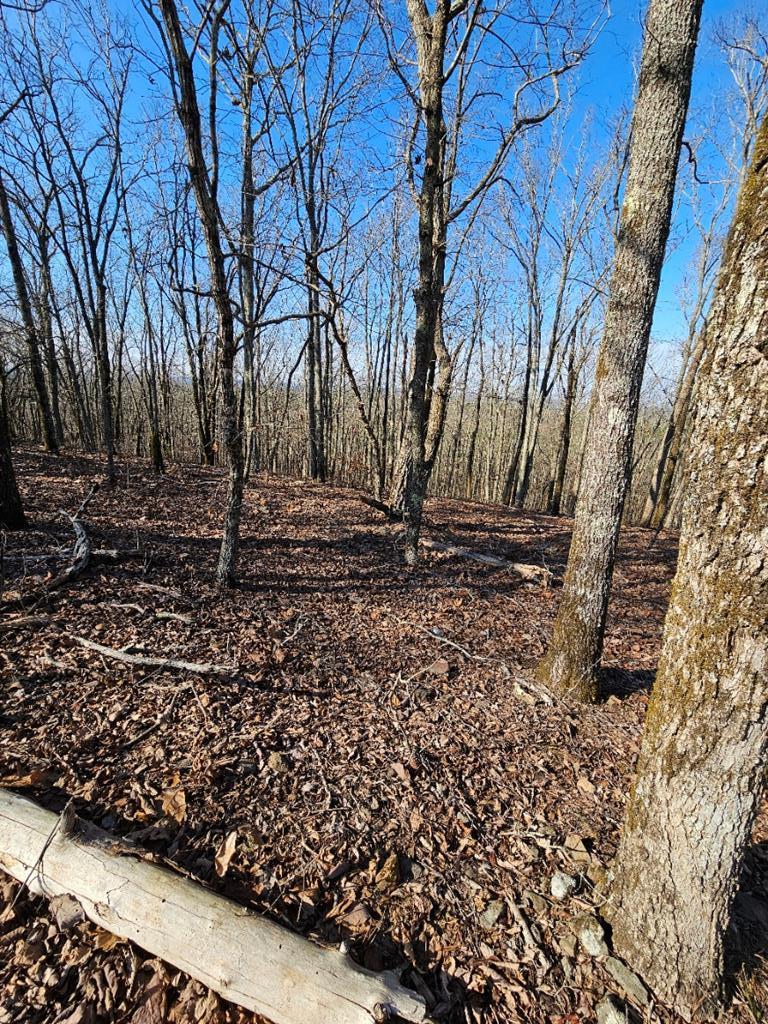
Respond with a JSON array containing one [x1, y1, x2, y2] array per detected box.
[[549, 346, 577, 516], [608, 115, 768, 1018], [535, 0, 702, 702], [644, 331, 706, 527], [0, 369, 27, 530], [160, 0, 244, 586], [502, 331, 532, 506], [95, 284, 116, 483], [0, 170, 59, 454], [38, 231, 65, 445], [398, 2, 449, 565]]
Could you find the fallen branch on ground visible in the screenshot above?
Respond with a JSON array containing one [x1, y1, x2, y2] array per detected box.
[[0, 790, 427, 1024], [4, 549, 125, 566], [421, 538, 552, 584], [67, 634, 236, 676], [0, 615, 50, 634], [1, 483, 104, 609]]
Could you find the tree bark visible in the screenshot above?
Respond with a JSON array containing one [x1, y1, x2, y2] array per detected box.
[[535, 0, 702, 702], [608, 113, 768, 1019], [548, 344, 577, 516]]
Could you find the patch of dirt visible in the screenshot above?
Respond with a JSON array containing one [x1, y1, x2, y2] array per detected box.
[[1, 448, 765, 1024]]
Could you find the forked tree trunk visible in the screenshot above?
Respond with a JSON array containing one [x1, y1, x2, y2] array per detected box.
[[535, 0, 702, 702], [608, 114, 768, 1020]]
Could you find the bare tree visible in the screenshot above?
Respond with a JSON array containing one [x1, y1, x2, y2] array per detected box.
[[535, 0, 703, 702], [0, 167, 59, 453], [148, 0, 245, 585], [608, 110, 768, 1020]]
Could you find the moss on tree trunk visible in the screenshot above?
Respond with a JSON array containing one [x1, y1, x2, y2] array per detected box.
[[608, 114, 768, 1019]]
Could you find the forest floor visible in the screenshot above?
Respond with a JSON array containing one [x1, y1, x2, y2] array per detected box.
[[1, 447, 766, 1024]]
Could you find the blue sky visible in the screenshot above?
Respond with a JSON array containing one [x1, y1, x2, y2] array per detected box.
[[576, 0, 744, 342]]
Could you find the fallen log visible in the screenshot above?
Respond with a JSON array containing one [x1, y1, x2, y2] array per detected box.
[[421, 538, 552, 585], [0, 790, 427, 1024], [68, 635, 237, 677]]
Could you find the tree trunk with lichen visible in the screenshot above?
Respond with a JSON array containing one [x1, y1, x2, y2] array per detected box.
[[608, 113, 768, 1020], [535, 0, 702, 702]]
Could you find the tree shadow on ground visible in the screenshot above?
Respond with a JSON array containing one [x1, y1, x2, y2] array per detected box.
[[600, 667, 656, 698], [726, 841, 768, 1008]]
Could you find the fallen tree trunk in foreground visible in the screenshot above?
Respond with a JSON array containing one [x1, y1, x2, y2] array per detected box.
[[0, 790, 427, 1024], [421, 538, 552, 585]]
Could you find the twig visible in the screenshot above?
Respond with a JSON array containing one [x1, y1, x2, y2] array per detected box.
[[506, 897, 551, 969]]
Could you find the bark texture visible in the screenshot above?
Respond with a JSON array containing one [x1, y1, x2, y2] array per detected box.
[[535, 0, 702, 701], [608, 114, 768, 1020]]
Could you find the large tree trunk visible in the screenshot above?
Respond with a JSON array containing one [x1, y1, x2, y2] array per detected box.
[[0, 169, 59, 455], [608, 113, 768, 1019], [535, 0, 702, 702]]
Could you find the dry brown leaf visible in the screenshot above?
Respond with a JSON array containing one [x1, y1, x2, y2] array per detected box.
[[375, 851, 400, 891], [50, 893, 86, 931], [214, 830, 238, 877], [0, 768, 51, 787], [161, 787, 186, 823], [94, 927, 122, 951]]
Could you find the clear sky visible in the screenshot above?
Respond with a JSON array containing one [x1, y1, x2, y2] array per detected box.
[[575, 0, 745, 344]]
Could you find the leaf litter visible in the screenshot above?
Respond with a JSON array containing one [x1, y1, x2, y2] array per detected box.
[[0, 448, 766, 1024]]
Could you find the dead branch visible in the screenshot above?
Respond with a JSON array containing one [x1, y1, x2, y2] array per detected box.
[[421, 538, 552, 584], [0, 615, 50, 634], [67, 634, 236, 676]]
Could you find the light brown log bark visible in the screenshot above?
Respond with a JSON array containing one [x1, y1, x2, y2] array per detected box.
[[535, 0, 702, 701], [608, 114, 768, 1020]]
